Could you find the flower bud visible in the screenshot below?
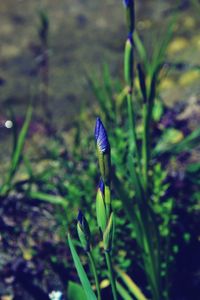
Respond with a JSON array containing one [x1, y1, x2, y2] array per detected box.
[[96, 180, 107, 233], [77, 210, 91, 252], [123, 0, 135, 35], [94, 117, 111, 185], [124, 35, 134, 90]]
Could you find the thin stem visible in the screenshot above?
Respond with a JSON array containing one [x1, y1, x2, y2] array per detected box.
[[105, 184, 111, 218], [105, 252, 118, 300], [142, 103, 149, 193], [127, 93, 141, 172], [88, 251, 101, 300]]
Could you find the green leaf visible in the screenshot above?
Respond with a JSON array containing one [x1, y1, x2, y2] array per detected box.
[[0, 106, 32, 196], [187, 162, 200, 173], [133, 31, 148, 69], [103, 212, 114, 251], [154, 128, 184, 154], [116, 281, 133, 300], [67, 281, 87, 300], [124, 38, 133, 87], [28, 191, 67, 207], [11, 106, 32, 174], [68, 234, 97, 300], [116, 268, 148, 300], [152, 100, 163, 122], [96, 188, 107, 233]]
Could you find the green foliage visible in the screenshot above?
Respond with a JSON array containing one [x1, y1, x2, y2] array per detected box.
[[67, 281, 87, 300], [0, 106, 32, 196], [116, 268, 148, 300], [68, 234, 97, 300]]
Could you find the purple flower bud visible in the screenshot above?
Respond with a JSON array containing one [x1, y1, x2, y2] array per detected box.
[[77, 210, 91, 251], [127, 32, 133, 44], [123, 0, 133, 8], [94, 117, 110, 153], [99, 179, 105, 195], [77, 209, 83, 225]]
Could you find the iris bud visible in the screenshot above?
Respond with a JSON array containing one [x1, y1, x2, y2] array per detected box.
[[123, 0, 135, 35], [96, 179, 107, 233], [77, 210, 91, 252], [124, 35, 134, 90], [94, 117, 111, 185]]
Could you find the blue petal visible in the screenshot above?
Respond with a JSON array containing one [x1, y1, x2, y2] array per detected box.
[[123, 0, 132, 7], [94, 117, 110, 153], [99, 178, 105, 195], [77, 210, 83, 225], [127, 32, 133, 44]]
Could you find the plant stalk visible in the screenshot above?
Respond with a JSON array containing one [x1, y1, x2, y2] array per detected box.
[[127, 93, 141, 171], [88, 251, 101, 300], [105, 252, 118, 300], [142, 103, 149, 193]]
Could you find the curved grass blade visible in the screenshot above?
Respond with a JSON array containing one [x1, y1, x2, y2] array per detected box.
[[68, 234, 97, 300], [116, 268, 148, 300], [28, 191, 67, 207], [11, 106, 33, 174], [116, 281, 133, 300], [133, 31, 148, 69], [67, 281, 87, 300]]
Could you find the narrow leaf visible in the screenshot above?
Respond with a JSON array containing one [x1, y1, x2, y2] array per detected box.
[[28, 191, 67, 207], [116, 268, 148, 300], [116, 281, 133, 300], [68, 234, 97, 300], [67, 281, 87, 300], [11, 106, 32, 174]]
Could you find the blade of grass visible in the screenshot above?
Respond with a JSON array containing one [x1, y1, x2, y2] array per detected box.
[[68, 234, 97, 300], [116, 281, 133, 300], [11, 106, 32, 174], [116, 268, 148, 300], [0, 106, 32, 196], [154, 127, 200, 156], [133, 31, 148, 70], [67, 281, 88, 300], [151, 15, 177, 76], [28, 191, 67, 207]]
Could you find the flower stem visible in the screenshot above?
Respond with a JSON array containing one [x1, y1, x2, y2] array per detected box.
[[87, 251, 101, 300], [105, 252, 118, 300]]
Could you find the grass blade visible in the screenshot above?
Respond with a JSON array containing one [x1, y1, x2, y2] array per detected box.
[[0, 106, 32, 195], [11, 106, 33, 174], [27, 191, 67, 207], [116, 281, 133, 300], [67, 281, 87, 300], [68, 234, 97, 300], [133, 31, 148, 69], [116, 268, 148, 300]]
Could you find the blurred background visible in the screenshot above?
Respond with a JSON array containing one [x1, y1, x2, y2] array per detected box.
[[1, 0, 199, 130]]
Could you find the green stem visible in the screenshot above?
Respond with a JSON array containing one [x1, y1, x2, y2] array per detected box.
[[142, 217, 161, 300], [127, 93, 141, 172], [105, 184, 111, 218], [142, 103, 149, 193], [140, 77, 162, 299], [88, 251, 101, 300], [105, 252, 118, 300]]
